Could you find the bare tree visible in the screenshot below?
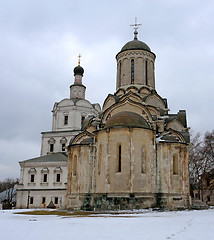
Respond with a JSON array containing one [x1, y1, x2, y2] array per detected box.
[[189, 130, 214, 199], [202, 131, 214, 172], [189, 132, 202, 182], [0, 178, 19, 209]]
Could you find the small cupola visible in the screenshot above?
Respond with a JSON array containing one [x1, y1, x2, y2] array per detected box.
[[74, 65, 84, 76], [70, 54, 86, 99]]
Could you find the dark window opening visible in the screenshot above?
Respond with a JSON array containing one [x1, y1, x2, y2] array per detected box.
[[42, 197, 46, 204], [81, 116, 85, 123], [207, 196, 211, 202], [73, 155, 77, 176], [145, 60, 148, 85], [117, 145, 122, 172], [207, 179, 210, 186], [56, 174, 61, 182], [55, 197, 59, 205], [62, 143, 66, 152], [30, 197, 33, 204], [119, 61, 121, 86], [173, 154, 178, 175], [50, 144, 54, 152], [43, 174, 47, 182], [131, 59, 134, 84], [98, 145, 102, 175], [64, 115, 68, 125], [141, 148, 146, 173], [30, 174, 35, 183]]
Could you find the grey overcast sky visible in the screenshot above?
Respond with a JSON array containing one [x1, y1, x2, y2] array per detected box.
[[0, 0, 214, 180]]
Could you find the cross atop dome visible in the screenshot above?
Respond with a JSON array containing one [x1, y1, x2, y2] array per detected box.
[[78, 54, 81, 66], [130, 17, 142, 40]]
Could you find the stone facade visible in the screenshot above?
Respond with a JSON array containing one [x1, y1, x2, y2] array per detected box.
[[66, 32, 191, 210], [116, 50, 155, 89]]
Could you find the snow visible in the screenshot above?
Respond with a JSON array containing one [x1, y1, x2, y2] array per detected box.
[[0, 209, 214, 240]]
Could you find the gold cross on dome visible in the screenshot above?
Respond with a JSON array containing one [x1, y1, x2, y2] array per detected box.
[[78, 54, 81, 65]]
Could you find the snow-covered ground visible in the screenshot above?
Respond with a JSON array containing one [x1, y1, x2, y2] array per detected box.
[[0, 208, 213, 240]]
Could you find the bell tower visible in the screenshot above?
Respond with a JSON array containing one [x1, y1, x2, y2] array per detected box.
[[70, 55, 86, 99]]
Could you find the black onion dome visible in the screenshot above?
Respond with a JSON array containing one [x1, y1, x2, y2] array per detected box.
[[74, 65, 84, 76], [121, 39, 151, 52], [105, 111, 150, 129]]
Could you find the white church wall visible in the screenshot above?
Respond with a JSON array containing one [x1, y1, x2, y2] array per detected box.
[[40, 131, 79, 156], [52, 101, 99, 132], [16, 161, 68, 208]]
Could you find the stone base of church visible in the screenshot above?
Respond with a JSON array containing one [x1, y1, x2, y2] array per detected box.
[[66, 192, 191, 211]]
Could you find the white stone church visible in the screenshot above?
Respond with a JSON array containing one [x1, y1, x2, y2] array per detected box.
[[16, 25, 191, 210], [16, 60, 101, 208]]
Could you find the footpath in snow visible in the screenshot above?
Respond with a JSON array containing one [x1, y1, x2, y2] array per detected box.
[[0, 208, 213, 240]]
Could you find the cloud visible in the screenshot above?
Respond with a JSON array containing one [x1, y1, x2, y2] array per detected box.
[[1, 0, 214, 179], [0, 138, 40, 180]]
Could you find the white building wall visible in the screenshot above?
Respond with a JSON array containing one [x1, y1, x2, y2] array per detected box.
[[16, 65, 101, 209], [16, 161, 67, 209], [40, 132, 79, 156], [40, 98, 100, 156], [51, 99, 100, 132]]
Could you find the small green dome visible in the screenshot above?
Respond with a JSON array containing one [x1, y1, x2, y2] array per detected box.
[[105, 111, 150, 129], [74, 65, 84, 76], [121, 39, 151, 52]]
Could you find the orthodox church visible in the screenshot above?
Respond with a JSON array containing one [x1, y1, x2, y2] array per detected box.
[[16, 58, 101, 209], [16, 24, 191, 210], [66, 27, 191, 210]]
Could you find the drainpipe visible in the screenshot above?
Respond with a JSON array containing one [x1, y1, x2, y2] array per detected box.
[[155, 136, 158, 203]]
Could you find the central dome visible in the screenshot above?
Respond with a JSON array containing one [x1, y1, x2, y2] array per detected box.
[[105, 111, 150, 129], [120, 39, 151, 52]]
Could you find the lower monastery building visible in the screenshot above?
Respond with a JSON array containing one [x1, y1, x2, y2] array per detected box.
[[16, 58, 101, 209], [17, 26, 191, 210]]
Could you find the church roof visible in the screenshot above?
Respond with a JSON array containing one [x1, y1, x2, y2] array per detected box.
[[120, 39, 151, 52], [74, 65, 84, 76], [105, 111, 151, 129], [20, 152, 68, 163]]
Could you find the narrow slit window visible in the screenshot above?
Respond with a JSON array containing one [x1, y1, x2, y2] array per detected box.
[[56, 173, 61, 182], [73, 155, 77, 176], [141, 148, 146, 173], [173, 154, 178, 175], [50, 144, 54, 152], [117, 145, 122, 172], [30, 197, 33, 204], [43, 174, 47, 182], [62, 143, 66, 152], [119, 61, 122, 86], [55, 197, 59, 204], [131, 59, 134, 84], [98, 145, 102, 175], [145, 60, 148, 85], [64, 115, 68, 125], [81, 116, 85, 123], [30, 174, 35, 183]]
